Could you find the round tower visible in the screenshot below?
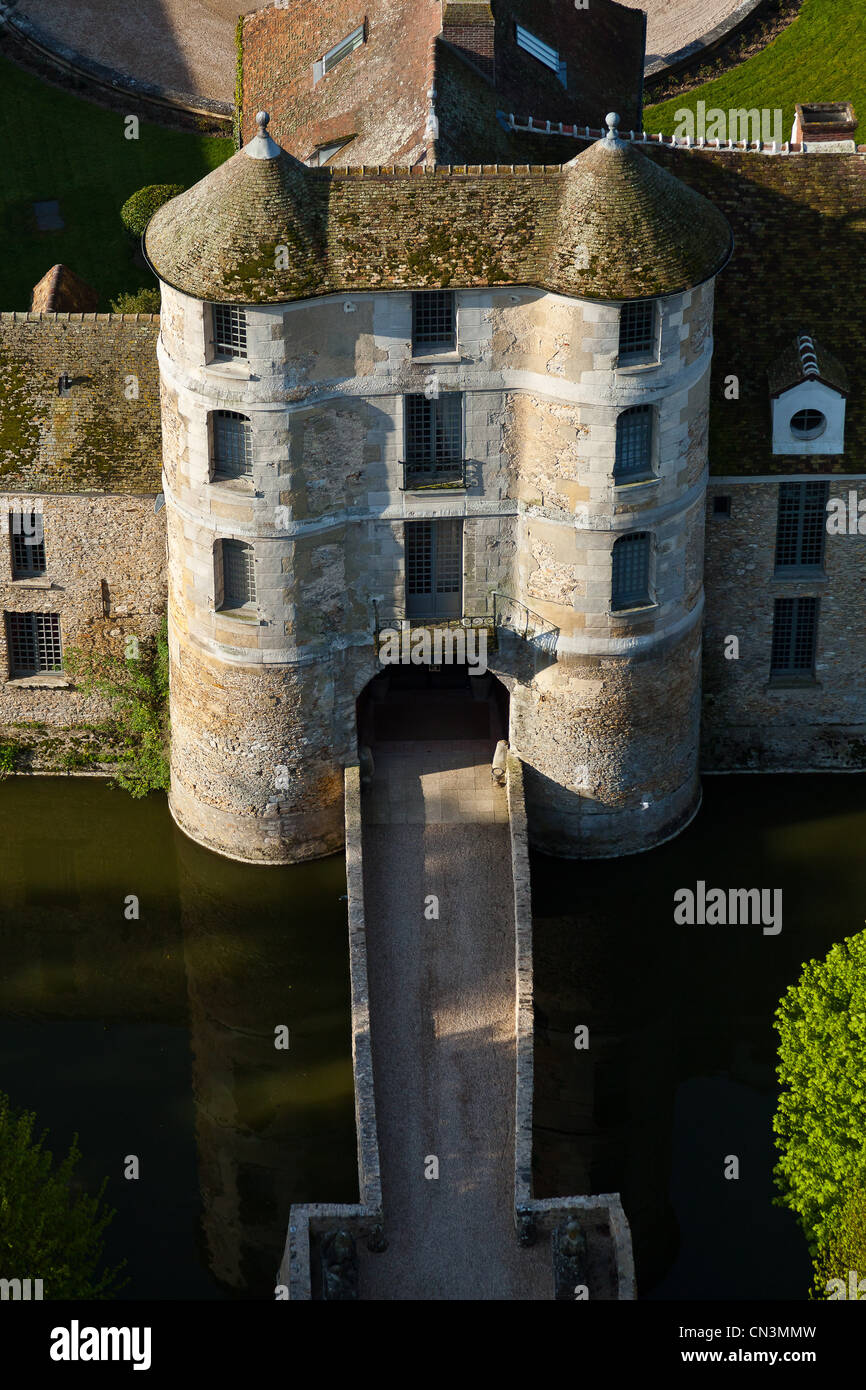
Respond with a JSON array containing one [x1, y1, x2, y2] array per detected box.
[[144, 114, 356, 864], [504, 115, 732, 857]]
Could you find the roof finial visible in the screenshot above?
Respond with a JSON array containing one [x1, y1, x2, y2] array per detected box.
[[256, 110, 270, 136], [605, 112, 620, 143]]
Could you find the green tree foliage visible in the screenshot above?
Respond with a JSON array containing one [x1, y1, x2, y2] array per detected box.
[[109, 288, 161, 314], [119, 183, 184, 238], [64, 616, 170, 798], [0, 1092, 126, 1299], [773, 931, 866, 1255], [811, 1182, 866, 1298]]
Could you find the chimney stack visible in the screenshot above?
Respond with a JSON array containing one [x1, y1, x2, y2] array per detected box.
[[441, 1, 496, 83], [792, 102, 857, 149]]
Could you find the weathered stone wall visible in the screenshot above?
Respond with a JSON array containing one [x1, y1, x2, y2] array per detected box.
[[703, 479, 866, 769], [0, 492, 166, 766]]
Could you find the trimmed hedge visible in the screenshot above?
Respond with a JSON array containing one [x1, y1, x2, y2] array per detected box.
[[120, 183, 185, 238]]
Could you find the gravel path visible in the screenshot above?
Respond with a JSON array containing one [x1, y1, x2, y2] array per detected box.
[[13, 0, 751, 103], [356, 741, 552, 1299]]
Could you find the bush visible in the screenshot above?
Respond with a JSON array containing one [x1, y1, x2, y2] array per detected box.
[[0, 1091, 126, 1299], [109, 288, 161, 314], [119, 183, 184, 238], [63, 616, 170, 798], [812, 1183, 866, 1298], [773, 931, 866, 1255]]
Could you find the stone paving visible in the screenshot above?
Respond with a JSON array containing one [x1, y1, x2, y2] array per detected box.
[[356, 724, 552, 1299], [12, 0, 750, 103]]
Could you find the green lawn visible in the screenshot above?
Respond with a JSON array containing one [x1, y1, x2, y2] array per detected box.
[[645, 0, 866, 138], [0, 57, 233, 311]]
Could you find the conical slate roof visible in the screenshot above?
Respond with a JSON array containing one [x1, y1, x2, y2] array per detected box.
[[144, 114, 327, 302], [548, 115, 733, 300], [143, 113, 732, 305]]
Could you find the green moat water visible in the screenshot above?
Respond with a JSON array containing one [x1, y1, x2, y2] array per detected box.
[[1, 773, 861, 1299]]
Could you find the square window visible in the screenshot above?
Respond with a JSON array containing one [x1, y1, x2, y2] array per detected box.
[[412, 291, 456, 355], [618, 301, 657, 365], [6, 612, 62, 675], [712, 495, 732, 517], [10, 511, 46, 575], [213, 305, 247, 360]]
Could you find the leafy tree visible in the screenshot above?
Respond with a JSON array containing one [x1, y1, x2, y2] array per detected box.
[[109, 288, 161, 314], [773, 931, 866, 1255], [119, 183, 184, 238], [811, 1182, 866, 1298], [64, 616, 170, 798], [0, 1092, 126, 1299]]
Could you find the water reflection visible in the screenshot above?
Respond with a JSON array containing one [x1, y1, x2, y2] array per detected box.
[[0, 779, 357, 1299], [531, 774, 866, 1301]]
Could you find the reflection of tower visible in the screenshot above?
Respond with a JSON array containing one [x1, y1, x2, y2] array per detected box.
[[172, 822, 356, 1294]]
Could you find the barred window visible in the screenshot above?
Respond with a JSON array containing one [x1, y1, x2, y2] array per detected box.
[[10, 510, 46, 575], [614, 406, 654, 481], [222, 540, 256, 609], [770, 596, 819, 678], [412, 291, 456, 355], [405, 393, 463, 480], [213, 304, 247, 359], [6, 612, 62, 675], [618, 301, 656, 364], [774, 481, 828, 569], [612, 532, 651, 610], [212, 411, 253, 478]]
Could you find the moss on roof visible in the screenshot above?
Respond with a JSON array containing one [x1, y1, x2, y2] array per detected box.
[[145, 129, 732, 304], [0, 314, 161, 493]]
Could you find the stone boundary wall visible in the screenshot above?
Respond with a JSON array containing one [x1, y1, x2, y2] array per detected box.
[[506, 751, 637, 1301], [0, 2, 232, 131], [277, 762, 383, 1299]]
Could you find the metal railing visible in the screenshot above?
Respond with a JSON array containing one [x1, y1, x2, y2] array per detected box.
[[400, 459, 467, 490]]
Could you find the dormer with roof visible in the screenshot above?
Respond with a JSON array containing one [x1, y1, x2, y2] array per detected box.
[[768, 333, 849, 456]]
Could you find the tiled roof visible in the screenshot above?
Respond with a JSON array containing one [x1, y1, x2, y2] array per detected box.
[[144, 124, 732, 304], [30, 265, 99, 314], [642, 147, 866, 475], [768, 334, 850, 398]]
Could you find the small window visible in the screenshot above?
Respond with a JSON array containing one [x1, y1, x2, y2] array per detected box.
[[770, 596, 818, 680], [221, 540, 256, 610], [515, 24, 566, 84], [614, 406, 654, 482], [712, 495, 731, 517], [213, 304, 247, 360], [212, 411, 253, 478], [10, 511, 46, 575], [6, 612, 62, 675], [774, 481, 828, 570], [412, 291, 456, 356], [306, 137, 355, 166], [405, 393, 463, 483], [321, 24, 365, 77], [618, 301, 657, 365], [790, 409, 827, 441], [611, 533, 651, 611]]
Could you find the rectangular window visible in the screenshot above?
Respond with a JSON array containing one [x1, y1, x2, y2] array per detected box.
[[405, 519, 462, 619], [612, 533, 651, 610], [212, 411, 253, 478], [405, 393, 463, 483], [6, 612, 62, 675], [10, 511, 46, 575], [213, 305, 247, 360], [322, 24, 365, 75], [774, 481, 828, 570], [515, 24, 565, 84], [618, 301, 656, 365], [770, 596, 819, 679], [222, 540, 256, 609], [614, 406, 654, 481], [412, 291, 456, 356]]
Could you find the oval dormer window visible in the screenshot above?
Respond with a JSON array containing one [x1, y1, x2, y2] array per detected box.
[[790, 409, 827, 440]]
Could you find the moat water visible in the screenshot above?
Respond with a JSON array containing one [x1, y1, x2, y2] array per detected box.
[[0, 772, 860, 1299]]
